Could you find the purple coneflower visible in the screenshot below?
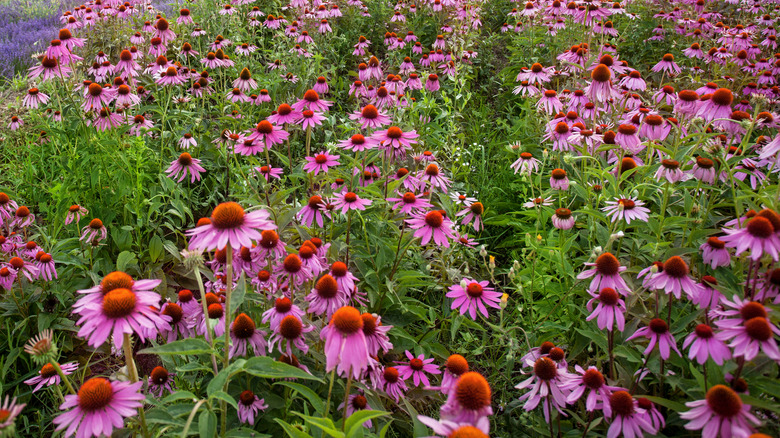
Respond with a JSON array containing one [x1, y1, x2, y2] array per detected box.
[[237, 390, 268, 425], [80, 219, 107, 243], [53, 378, 144, 438], [577, 252, 631, 295], [683, 324, 732, 365], [147, 366, 175, 397], [332, 191, 372, 214], [187, 202, 275, 251], [24, 362, 78, 393], [516, 357, 569, 422], [447, 279, 501, 320], [407, 210, 456, 247], [230, 313, 267, 358], [551, 208, 575, 230], [602, 197, 650, 224], [586, 287, 626, 331], [303, 151, 340, 175], [606, 391, 658, 438], [349, 104, 391, 129], [396, 350, 441, 387], [680, 385, 760, 437], [321, 306, 370, 378], [166, 153, 205, 183], [627, 318, 681, 360]]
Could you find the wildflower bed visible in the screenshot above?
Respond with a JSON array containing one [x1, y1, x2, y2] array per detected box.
[[0, 0, 779, 437]]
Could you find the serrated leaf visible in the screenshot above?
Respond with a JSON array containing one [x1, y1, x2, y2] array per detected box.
[[138, 339, 214, 356]]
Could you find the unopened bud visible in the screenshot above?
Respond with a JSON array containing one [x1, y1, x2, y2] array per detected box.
[[500, 293, 509, 309]]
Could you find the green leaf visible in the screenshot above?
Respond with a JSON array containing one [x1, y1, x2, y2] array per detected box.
[[149, 235, 163, 262], [210, 390, 238, 411], [207, 359, 246, 395], [378, 420, 393, 438], [740, 394, 780, 413], [138, 339, 214, 356], [400, 398, 428, 437], [293, 413, 344, 438], [199, 409, 217, 438], [275, 419, 313, 438], [273, 381, 324, 414], [345, 410, 388, 437], [161, 391, 197, 404], [231, 274, 247, 312], [116, 250, 137, 272], [245, 356, 323, 382], [641, 395, 687, 412]]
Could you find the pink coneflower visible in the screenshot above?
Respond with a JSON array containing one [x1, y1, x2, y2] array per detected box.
[[159, 301, 193, 342], [447, 279, 501, 320], [229, 313, 267, 358], [153, 18, 176, 44], [177, 133, 197, 150], [646, 256, 700, 300], [585, 64, 616, 103], [602, 197, 650, 224], [652, 53, 681, 75], [511, 152, 540, 175], [306, 274, 347, 318], [418, 164, 451, 192], [295, 110, 326, 130], [74, 274, 168, 349], [349, 104, 391, 129], [516, 357, 569, 422], [262, 297, 304, 332], [332, 191, 372, 214], [700, 236, 730, 268], [361, 313, 392, 355], [396, 351, 441, 387], [29, 56, 71, 82], [82, 83, 114, 111], [563, 366, 620, 416], [537, 89, 563, 114], [578, 252, 631, 295], [586, 287, 626, 331], [54, 378, 144, 438], [683, 324, 732, 365], [255, 165, 283, 184], [11, 205, 34, 228], [380, 366, 408, 402], [407, 210, 456, 247], [627, 318, 680, 360], [551, 208, 575, 230], [80, 218, 107, 243], [244, 120, 289, 151], [166, 153, 205, 183], [680, 385, 760, 437], [303, 151, 340, 175], [22, 88, 49, 109], [549, 169, 569, 190], [292, 90, 332, 112], [35, 252, 57, 281], [714, 298, 780, 361], [321, 306, 370, 378], [690, 156, 717, 184], [606, 391, 658, 438], [339, 392, 374, 427], [720, 214, 780, 261], [697, 88, 734, 122], [329, 261, 358, 295], [523, 197, 554, 209], [24, 362, 78, 393], [339, 133, 377, 152], [187, 202, 274, 251], [387, 192, 432, 215], [147, 366, 175, 397], [65, 204, 88, 225], [237, 390, 268, 425], [297, 196, 329, 227], [372, 126, 419, 161]]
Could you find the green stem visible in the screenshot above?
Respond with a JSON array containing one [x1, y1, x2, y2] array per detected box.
[[51, 361, 76, 395], [123, 333, 149, 438], [221, 245, 234, 438], [194, 267, 220, 374], [341, 371, 353, 431]]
